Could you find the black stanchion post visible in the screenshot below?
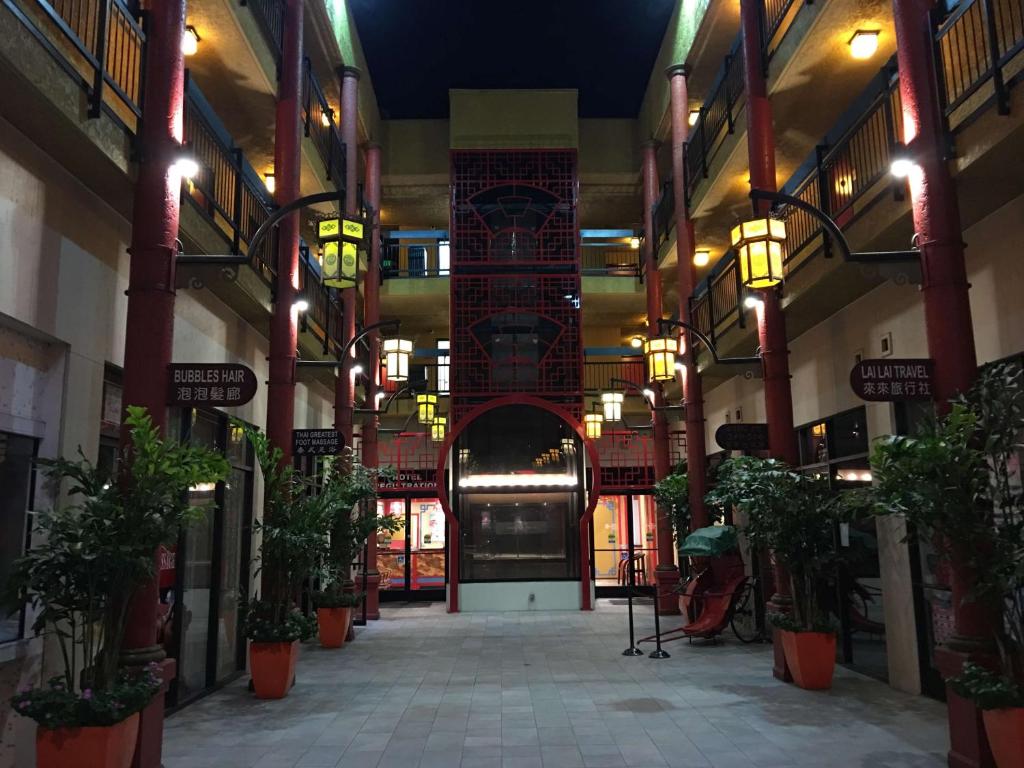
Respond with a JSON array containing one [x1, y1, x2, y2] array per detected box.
[[649, 584, 670, 659], [623, 553, 643, 657]]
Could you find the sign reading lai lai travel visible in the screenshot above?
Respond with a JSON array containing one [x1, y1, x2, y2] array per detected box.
[[850, 358, 934, 401], [715, 422, 770, 452], [168, 364, 257, 407], [292, 429, 342, 456]]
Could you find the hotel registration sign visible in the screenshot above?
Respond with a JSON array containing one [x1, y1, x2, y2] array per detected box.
[[850, 358, 934, 401]]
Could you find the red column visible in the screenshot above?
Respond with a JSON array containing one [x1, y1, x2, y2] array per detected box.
[[665, 64, 710, 531], [740, 0, 796, 682], [361, 142, 383, 620], [642, 140, 680, 614], [118, 2, 184, 765], [892, 2, 992, 765], [266, 0, 304, 467], [336, 66, 360, 449]]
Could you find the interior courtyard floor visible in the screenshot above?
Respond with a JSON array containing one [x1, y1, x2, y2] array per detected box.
[[162, 601, 948, 768]]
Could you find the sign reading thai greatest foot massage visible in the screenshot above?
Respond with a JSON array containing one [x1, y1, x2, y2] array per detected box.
[[292, 428, 343, 456], [849, 358, 934, 401], [168, 363, 258, 407]]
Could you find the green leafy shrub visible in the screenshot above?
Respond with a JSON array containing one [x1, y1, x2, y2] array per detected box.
[[653, 470, 690, 540]]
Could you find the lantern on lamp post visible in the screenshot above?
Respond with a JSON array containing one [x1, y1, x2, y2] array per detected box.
[[600, 392, 624, 422], [382, 338, 413, 382], [584, 413, 604, 440], [643, 336, 678, 383], [416, 394, 437, 424], [730, 218, 786, 289], [430, 415, 446, 442]]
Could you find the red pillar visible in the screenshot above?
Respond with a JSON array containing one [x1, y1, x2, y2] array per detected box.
[[361, 142, 383, 620], [892, 2, 992, 765], [642, 140, 680, 614], [740, 0, 796, 682], [266, 0, 304, 466], [665, 64, 710, 531], [118, 2, 185, 765], [336, 66, 360, 449]]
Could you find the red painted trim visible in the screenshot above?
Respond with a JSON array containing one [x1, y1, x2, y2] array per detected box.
[[434, 395, 602, 612]]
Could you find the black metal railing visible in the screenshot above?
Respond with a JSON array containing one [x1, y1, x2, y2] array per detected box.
[[183, 79, 278, 285], [8, 0, 144, 131], [583, 360, 646, 393], [581, 246, 641, 277], [937, 0, 1024, 119], [689, 255, 746, 351], [302, 58, 346, 192], [685, 36, 746, 208], [381, 239, 449, 278], [651, 181, 675, 254], [240, 0, 283, 62], [763, 0, 802, 57]]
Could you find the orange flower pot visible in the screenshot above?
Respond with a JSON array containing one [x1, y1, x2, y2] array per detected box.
[[36, 713, 139, 768], [983, 707, 1024, 768], [249, 640, 299, 699], [317, 607, 352, 649], [780, 629, 836, 690]]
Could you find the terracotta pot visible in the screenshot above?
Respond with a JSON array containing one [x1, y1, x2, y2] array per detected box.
[[36, 712, 139, 768], [249, 640, 299, 699], [779, 629, 836, 690], [317, 606, 352, 649], [983, 707, 1024, 768]]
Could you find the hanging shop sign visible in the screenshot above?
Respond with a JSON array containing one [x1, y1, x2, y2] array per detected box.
[[168, 363, 257, 407], [292, 428, 343, 456], [714, 422, 770, 452], [318, 216, 363, 289], [850, 358, 934, 401]]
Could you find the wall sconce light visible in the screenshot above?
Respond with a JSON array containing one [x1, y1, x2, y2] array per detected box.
[[693, 248, 711, 267], [382, 338, 413, 382], [848, 30, 880, 60], [731, 218, 787, 289], [416, 394, 437, 425], [889, 144, 917, 178], [292, 298, 309, 313], [629, 336, 644, 349], [629, 235, 641, 250], [264, 171, 275, 195], [600, 392, 624, 422], [170, 152, 199, 179], [321, 110, 332, 128], [688, 109, 700, 127], [182, 25, 200, 56]]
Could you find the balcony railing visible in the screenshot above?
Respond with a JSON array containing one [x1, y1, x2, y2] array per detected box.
[[689, 255, 747, 351], [581, 246, 640, 277], [8, 0, 144, 132], [381, 238, 449, 278], [302, 58, 346, 192], [651, 181, 675, 254], [183, 78, 277, 286], [240, 0, 283, 63], [583, 359, 645, 393]]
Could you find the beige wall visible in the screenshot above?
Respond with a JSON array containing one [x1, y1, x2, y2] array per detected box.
[[0, 114, 336, 767], [700, 191, 1024, 695], [450, 89, 579, 149]]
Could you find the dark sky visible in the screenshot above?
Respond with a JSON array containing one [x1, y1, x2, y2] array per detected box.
[[349, 0, 676, 119]]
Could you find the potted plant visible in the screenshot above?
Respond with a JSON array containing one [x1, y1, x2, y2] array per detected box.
[[5, 407, 228, 768], [311, 454, 397, 649], [237, 423, 324, 699], [653, 466, 690, 543], [866, 363, 1024, 766], [706, 456, 841, 689]]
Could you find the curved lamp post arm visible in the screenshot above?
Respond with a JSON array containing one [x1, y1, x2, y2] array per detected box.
[[655, 318, 760, 367], [295, 319, 401, 368]]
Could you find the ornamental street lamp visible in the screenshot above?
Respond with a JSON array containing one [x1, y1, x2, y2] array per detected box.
[[643, 335, 678, 383], [382, 337, 413, 382], [430, 415, 447, 442], [600, 391, 624, 421], [584, 412, 604, 440], [731, 218, 787, 289], [416, 393, 438, 424]]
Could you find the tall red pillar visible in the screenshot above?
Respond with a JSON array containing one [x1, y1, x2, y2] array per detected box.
[[336, 66, 360, 449], [266, 0, 304, 466], [361, 142, 383, 619], [665, 64, 710, 531], [642, 140, 680, 614], [739, 0, 796, 682], [118, 2, 185, 765], [892, 2, 992, 765]]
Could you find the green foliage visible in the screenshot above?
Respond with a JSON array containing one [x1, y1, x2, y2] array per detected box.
[[864, 363, 1024, 693], [4, 407, 227, 725], [237, 422, 396, 641], [768, 611, 837, 635], [312, 585, 363, 609], [949, 662, 1024, 710], [653, 471, 691, 540], [10, 667, 162, 730], [706, 456, 841, 633]]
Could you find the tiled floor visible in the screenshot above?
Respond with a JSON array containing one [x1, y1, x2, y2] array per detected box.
[[163, 602, 949, 768]]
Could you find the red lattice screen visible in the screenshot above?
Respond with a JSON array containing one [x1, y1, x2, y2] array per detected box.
[[378, 432, 440, 491]]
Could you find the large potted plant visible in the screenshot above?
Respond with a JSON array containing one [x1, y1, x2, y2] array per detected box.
[[312, 454, 397, 649], [5, 407, 228, 768], [238, 423, 323, 699], [866, 363, 1024, 767], [706, 456, 841, 689]]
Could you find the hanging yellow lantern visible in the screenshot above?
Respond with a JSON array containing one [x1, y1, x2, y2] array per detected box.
[[430, 415, 446, 442], [382, 338, 413, 382], [416, 394, 437, 424], [584, 413, 603, 440], [644, 336, 678, 382], [600, 392, 624, 422], [730, 218, 786, 289]]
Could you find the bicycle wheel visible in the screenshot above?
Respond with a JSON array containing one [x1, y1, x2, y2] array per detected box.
[[730, 586, 761, 644]]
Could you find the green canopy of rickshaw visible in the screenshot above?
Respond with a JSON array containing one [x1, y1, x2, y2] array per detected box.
[[679, 525, 738, 556]]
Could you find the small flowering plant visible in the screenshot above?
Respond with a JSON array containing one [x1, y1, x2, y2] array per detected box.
[[11, 665, 162, 730]]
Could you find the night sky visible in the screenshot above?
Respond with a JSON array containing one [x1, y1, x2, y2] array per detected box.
[[348, 0, 677, 119]]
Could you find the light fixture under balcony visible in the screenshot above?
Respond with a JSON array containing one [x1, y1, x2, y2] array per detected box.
[[264, 171, 275, 195], [292, 298, 310, 313], [182, 25, 200, 56], [171, 152, 199, 180], [688, 109, 700, 127], [629, 236, 641, 250], [693, 248, 711, 267], [889, 144, 917, 178], [848, 30, 880, 60]]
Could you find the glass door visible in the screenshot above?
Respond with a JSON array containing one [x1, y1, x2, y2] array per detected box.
[[593, 493, 658, 597], [378, 496, 447, 601]]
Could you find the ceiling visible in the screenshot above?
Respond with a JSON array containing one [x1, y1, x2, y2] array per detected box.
[[348, 0, 676, 119]]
